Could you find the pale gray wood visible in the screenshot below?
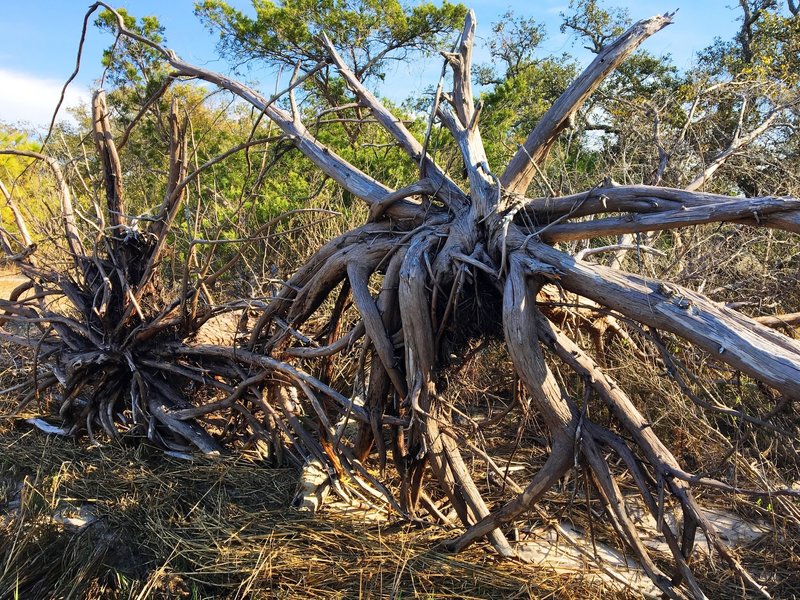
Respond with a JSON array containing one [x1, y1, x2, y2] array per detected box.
[[501, 15, 673, 195]]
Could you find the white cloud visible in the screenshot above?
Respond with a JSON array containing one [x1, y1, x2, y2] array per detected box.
[[545, 4, 568, 15], [0, 68, 90, 129]]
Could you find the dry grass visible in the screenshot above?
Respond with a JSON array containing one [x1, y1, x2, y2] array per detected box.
[[3, 375, 799, 599], [0, 422, 624, 600], [0, 275, 798, 599]]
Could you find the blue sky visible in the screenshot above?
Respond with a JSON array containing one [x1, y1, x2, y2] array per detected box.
[[0, 1, 743, 129]]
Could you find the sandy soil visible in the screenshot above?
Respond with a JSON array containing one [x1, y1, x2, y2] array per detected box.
[[0, 275, 28, 301]]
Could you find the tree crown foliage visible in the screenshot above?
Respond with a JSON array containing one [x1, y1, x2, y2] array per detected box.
[[95, 8, 170, 112], [194, 0, 466, 81]]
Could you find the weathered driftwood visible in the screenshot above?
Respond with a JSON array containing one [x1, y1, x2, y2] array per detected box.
[[1, 5, 799, 599]]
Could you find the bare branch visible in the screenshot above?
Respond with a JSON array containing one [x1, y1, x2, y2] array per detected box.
[[524, 238, 800, 400], [501, 14, 673, 195], [0, 177, 34, 249], [92, 90, 125, 228], [97, 2, 426, 221], [687, 105, 786, 191], [0, 149, 85, 259], [321, 33, 467, 210], [538, 196, 800, 242]]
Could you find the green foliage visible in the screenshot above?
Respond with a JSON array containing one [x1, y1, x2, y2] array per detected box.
[[0, 128, 41, 177], [474, 2, 681, 192], [480, 57, 578, 169], [478, 11, 546, 84], [606, 52, 681, 100], [17, 0, 800, 268], [194, 0, 466, 81], [698, 1, 800, 84], [742, 10, 800, 84], [0, 127, 52, 242], [560, 0, 630, 53], [95, 9, 170, 114], [682, 4, 800, 195], [472, 11, 576, 171]]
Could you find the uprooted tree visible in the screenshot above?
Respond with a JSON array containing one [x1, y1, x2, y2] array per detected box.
[[2, 3, 800, 599]]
